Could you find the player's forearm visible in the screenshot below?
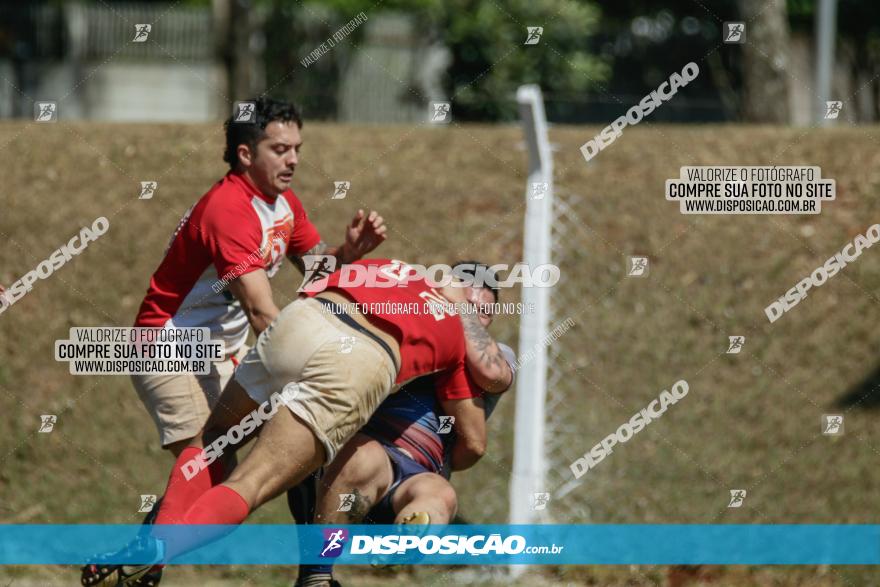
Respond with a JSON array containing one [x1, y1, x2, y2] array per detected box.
[[229, 270, 280, 335], [289, 241, 356, 272], [441, 397, 487, 471], [459, 312, 513, 394], [324, 243, 354, 265], [245, 303, 279, 335], [450, 436, 486, 471]]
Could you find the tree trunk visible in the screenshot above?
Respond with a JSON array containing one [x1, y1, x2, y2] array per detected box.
[[215, 0, 261, 102], [738, 0, 791, 123]]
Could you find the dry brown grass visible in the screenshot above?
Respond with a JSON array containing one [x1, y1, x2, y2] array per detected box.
[[2, 120, 880, 585]]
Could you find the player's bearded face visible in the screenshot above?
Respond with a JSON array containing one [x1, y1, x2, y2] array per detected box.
[[467, 286, 496, 328], [247, 121, 301, 196]]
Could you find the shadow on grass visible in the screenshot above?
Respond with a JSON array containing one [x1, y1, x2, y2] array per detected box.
[[836, 366, 880, 409]]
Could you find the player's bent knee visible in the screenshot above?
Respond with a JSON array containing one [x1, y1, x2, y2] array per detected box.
[[395, 475, 458, 522], [432, 483, 458, 519]]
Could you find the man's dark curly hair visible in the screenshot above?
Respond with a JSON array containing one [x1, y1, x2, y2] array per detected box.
[[223, 97, 303, 170]]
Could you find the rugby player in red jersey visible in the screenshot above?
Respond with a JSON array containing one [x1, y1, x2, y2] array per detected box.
[[292, 270, 515, 587], [131, 97, 386, 458], [85, 259, 501, 584]]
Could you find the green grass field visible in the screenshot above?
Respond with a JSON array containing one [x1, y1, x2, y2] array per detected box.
[[2, 120, 880, 585]]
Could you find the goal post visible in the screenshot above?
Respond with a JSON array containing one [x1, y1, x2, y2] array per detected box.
[[509, 84, 553, 527]]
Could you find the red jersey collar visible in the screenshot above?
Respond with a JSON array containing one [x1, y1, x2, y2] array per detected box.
[[227, 171, 283, 205]]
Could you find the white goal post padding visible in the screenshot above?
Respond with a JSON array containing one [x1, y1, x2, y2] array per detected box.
[[509, 85, 553, 527]]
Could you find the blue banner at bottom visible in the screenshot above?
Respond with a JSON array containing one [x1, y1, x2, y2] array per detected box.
[[0, 524, 878, 565]]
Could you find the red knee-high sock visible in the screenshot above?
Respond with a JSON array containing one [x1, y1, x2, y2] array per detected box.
[[155, 446, 227, 525], [182, 484, 250, 525], [157, 485, 250, 562]]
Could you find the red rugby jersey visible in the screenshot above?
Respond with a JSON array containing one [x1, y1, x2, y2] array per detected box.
[[134, 172, 321, 357], [311, 258, 481, 400]]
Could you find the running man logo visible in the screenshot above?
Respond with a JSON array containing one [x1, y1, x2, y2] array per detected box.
[[627, 256, 649, 277], [337, 494, 356, 512], [132, 24, 152, 42], [339, 336, 356, 354], [297, 255, 337, 293], [138, 494, 157, 513], [34, 102, 57, 123], [332, 181, 350, 200], [233, 102, 256, 123], [524, 27, 543, 45], [728, 489, 746, 508], [723, 22, 745, 44], [824, 101, 843, 120], [139, 181, 158, 200], [822, 414, 844, 435], [532, 492, 551, 511], [530, 182, 548, 200], [438, 416, 455, 434], [38, 415, 57, 433], [430, 102, 451, 124], [320, 528, 349, 558], [726, 336, 745, 354]]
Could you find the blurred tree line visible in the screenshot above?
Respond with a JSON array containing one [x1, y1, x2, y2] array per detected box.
[[599, 0, 880, 123], [257, 0, 880, 123], [260, 0, 608, 121], [5, 0, 880, 122]]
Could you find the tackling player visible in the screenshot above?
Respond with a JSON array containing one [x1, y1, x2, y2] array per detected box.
[[85, 258, 497, 584], [293, 274, 515, 587]]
